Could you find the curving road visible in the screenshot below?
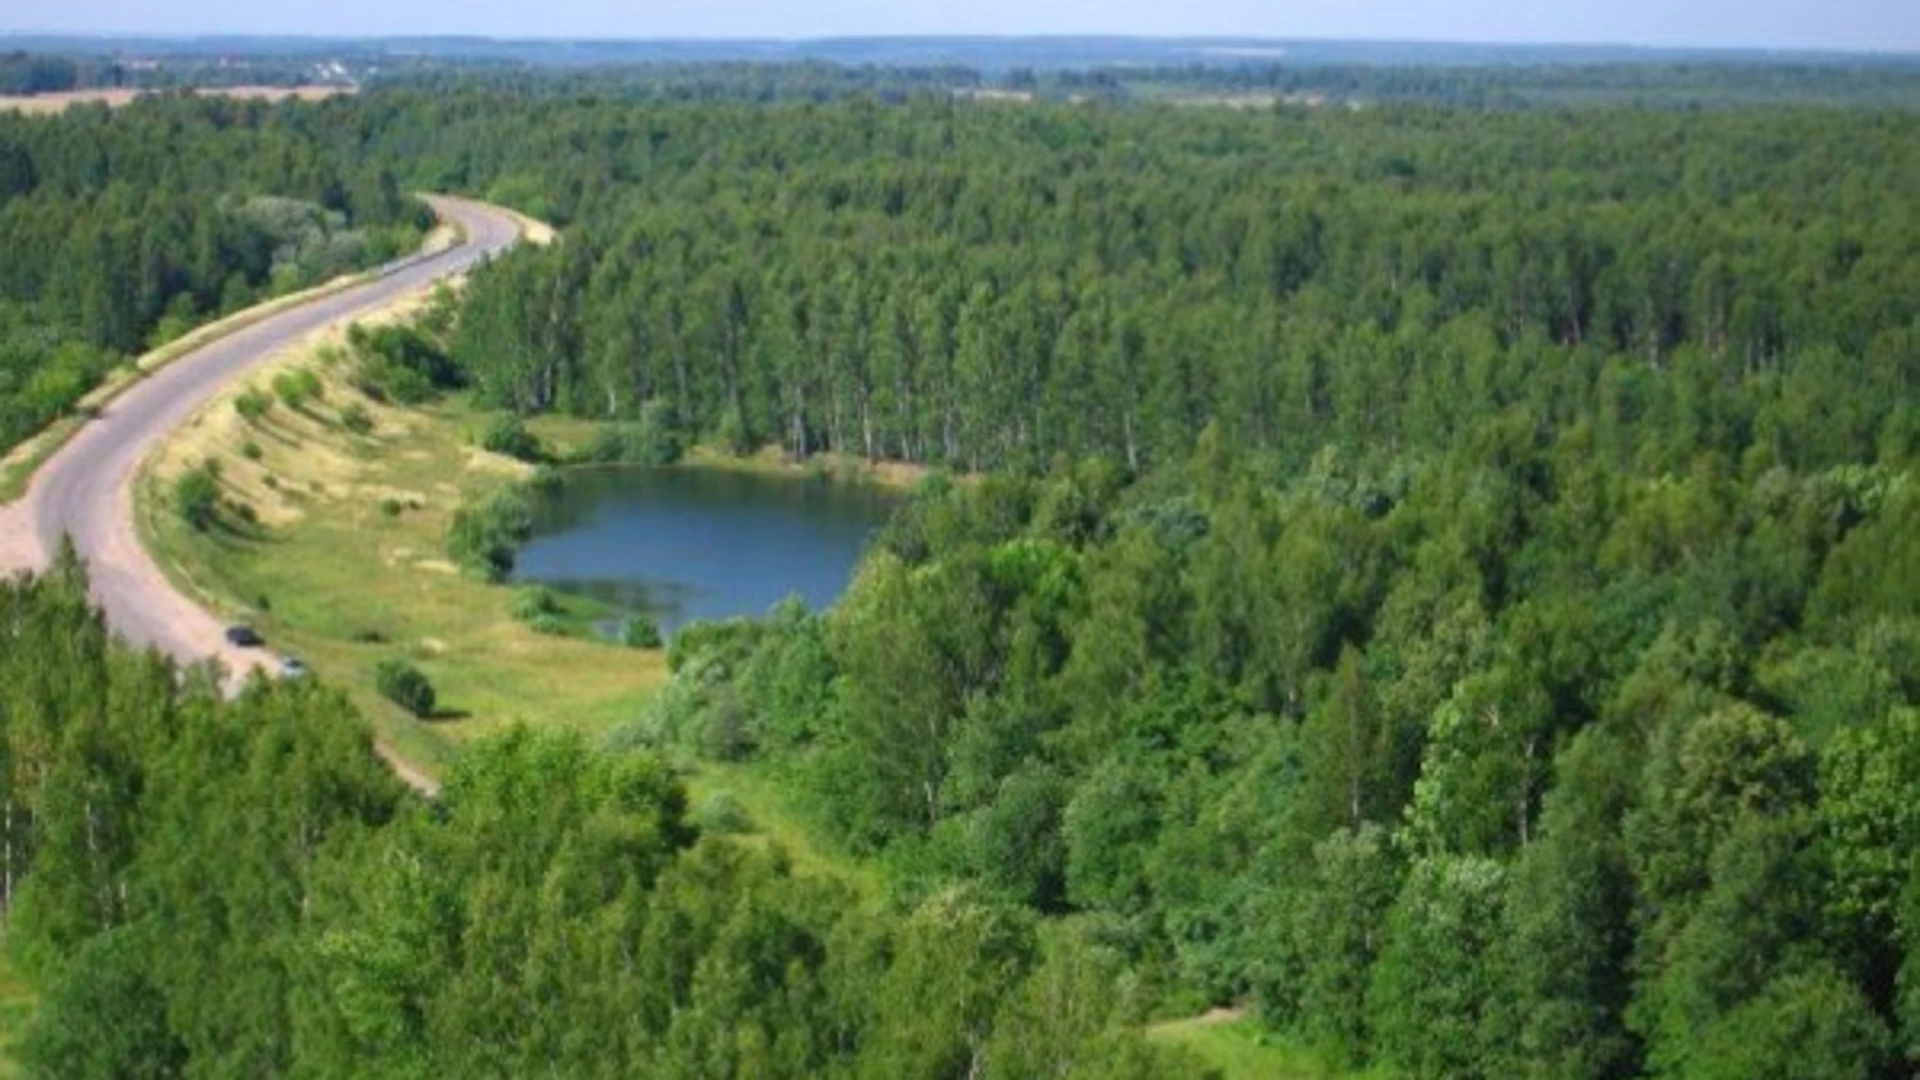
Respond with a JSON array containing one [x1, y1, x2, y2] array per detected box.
[[0, 195, 523, 685]]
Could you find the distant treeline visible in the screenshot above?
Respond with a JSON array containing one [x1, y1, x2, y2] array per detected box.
[[366, 57, 1920, 108], [1105, 59, 1920, 109], [370, 61, 986, 104], [0, 52, 113, 96]]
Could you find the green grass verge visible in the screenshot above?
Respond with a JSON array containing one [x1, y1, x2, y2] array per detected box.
[[0, 937, 34, 1079], [138, 374, 669, 775], [1147, 1013, 1378, 1080], [679, 759, 884, 895]]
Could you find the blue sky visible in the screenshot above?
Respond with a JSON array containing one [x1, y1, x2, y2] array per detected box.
[[11, 0, 1918, 53]]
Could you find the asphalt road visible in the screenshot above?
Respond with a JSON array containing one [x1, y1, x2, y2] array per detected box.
[[0, 195, 523, 685]]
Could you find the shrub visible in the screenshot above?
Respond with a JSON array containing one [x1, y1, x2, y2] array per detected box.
[[584, 427, 628, 464], [230, 500, 258, 526], [623, 616, 664, 650], [479, 415, 545, 463], [629, 397, 683, 461], [240, 441, 262, 461], [528, 614, 569, 637], [510, 586, 560, 622], [374, 658, 436, 717], [379, 498, 403, 519], [295, 368, 324, 402], [446, 485, 535, 582], [341, 403, 374, 435], [693, 790, 754, 835], [583, 402, 684, 467], [234, 387, 274, 423], [527, 467, 564, 496], [700, 687, 755, 761], [271, 372, 310, 410], [347, 321, 461, 405], [174, 463, 220, 531], [666, 618, 763, 674]]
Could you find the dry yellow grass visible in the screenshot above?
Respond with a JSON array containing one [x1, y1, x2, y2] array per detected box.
[[148, 289, 464, 529], [0, 84, 351, 114]]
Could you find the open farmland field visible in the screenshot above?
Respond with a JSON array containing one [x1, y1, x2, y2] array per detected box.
[[0, 84, 351, 113]]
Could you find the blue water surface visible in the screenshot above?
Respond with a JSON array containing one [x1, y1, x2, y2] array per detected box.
[[511, 466, 899, 634]]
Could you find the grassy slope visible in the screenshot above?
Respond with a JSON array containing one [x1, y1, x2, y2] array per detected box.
[[1148, 1012, 1377, 1080], [128, 300, 869, 888], [0, 939, 32, 1078], [137, 304, 669, 775], [0, 222, 454, 504]]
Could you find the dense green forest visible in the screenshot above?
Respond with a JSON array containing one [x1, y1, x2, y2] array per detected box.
[[0, 97, 427, 450], [1, 69, 1917, 1077], [438, 100, 1916, 476], [428, 92, 1918, 1075], [0, 554, 1193, 1076]]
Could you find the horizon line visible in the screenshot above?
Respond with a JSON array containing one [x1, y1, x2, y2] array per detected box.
[[0, 31, 1916, 59]]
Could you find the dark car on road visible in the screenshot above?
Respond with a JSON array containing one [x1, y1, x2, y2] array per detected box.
[[224, 625, 263, 647]]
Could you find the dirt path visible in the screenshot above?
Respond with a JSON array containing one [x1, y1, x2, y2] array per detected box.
[[0, 195, 526, 794]]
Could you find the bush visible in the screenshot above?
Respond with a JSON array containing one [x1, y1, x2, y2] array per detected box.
[[240, 441, 262, 461], [584, 401, 684, 466], [623, 616, 664, 650], [234, 388, 274, 423], [174, 463, 220, 532], [693, 790, 754, 835], [446, 485, 535, 582], [271, 372, 310, 410], [347, 321, 461, 405], [379, 498, 403, 519], [374, 658, 436, 717], [700, 687, 755, 761], [295, 368, 324, 402], [528, 614, 569, 637], [510, 586, 560, 622], [479, 414, 545, 463], [341, 403, 374, 435]]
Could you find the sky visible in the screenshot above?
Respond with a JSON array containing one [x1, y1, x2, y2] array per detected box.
[[9, 0, 1919, 53]]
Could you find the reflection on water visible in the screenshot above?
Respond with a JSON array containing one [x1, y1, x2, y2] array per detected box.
[[510, 466, 899, 634]]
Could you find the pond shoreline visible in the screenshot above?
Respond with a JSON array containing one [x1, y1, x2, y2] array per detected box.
[[507, 458, 903, 636]]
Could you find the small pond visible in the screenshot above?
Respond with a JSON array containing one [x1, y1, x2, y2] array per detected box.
[[511, 466, 900, 634]]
